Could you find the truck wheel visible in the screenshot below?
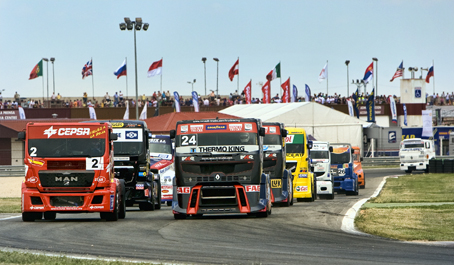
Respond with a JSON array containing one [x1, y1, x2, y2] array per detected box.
[[44, 212, 56, 220], [101, 193, 119, 221], [174, 213, 187, 219], [22, 212, 42, 222], [118, 180, 126, 219], [360, 175, 366, 189], [289, 179, 294, 206], [167, 201, 172, 206], [328, 193, 335, 200], [296, 198, 304, 202], [155, 181, 161, 210], [405, 170, 412, 174], [139, 202, 155, 211], [256, 210, 269, 218]]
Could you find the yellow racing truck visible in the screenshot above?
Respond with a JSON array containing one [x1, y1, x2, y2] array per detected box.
[[284, 127, 316, 202]]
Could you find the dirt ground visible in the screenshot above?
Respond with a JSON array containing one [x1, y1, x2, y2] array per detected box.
[[0, 177, 23, 198]]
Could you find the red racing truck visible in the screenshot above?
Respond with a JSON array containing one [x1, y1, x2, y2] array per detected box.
[[170, 118, 271, 219], [19, 122, 125, 221]]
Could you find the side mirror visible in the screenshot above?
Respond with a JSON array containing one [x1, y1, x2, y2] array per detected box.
[[351, 149, 354, 154], [329, 146, 333, 152], [307, 140, 313, 150], [281, 129, 288, 138], [18, 131, 26, 140], [110, 133, 118, 141], [170, 130, 176, 139], [310, 166, 314, 172], [259, 127, 266, 137]]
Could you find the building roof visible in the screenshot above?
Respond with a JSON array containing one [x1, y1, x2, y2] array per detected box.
[[144, 111, 239, 134]]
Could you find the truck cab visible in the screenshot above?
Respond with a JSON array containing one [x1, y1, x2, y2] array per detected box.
[[352, 146, 365, 188], [311, 141, 334, 199], [149, 134, 175, 206], [330, 143, 359, 196], [284, 127, 316, 202], [399, 138, 435, 173]]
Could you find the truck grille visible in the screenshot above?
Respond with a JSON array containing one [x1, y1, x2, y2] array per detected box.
[[200, 186, 237, 206], [182, 163, 253, 175], [50, 196, 84, 207], [39, 171, 95, 188]]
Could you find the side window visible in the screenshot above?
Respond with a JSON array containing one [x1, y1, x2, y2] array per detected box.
[[425, 142, 430, 149]]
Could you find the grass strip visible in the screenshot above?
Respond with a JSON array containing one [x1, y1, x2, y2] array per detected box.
[[0, 198, 21, 213]]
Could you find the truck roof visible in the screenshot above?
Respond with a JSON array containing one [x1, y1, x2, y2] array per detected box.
[[83, 120, 148, 129], [176, 118, 260, 125]]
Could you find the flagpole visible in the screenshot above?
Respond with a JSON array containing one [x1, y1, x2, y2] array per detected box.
[[125, 57, 128, 99], [326, 60, 328, 96], [42, 75, 44, 105], [237, 57, 239, 92], [279, 61, 282, 99], [91, 57, 95, 101], [432, 59, 435, 96], [160, 57, 163, 94]]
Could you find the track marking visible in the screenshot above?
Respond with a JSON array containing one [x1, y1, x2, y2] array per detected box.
[[0, 215, 21, 221]]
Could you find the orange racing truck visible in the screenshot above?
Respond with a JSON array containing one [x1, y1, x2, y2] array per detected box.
[[19, 122, 125, 221], [262, 122, 293, 206], [169, 118, 271, 219]]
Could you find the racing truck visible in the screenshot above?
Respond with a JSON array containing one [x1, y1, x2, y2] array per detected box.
[[330, 143, 359, 196], [19, 122, 125, 221], [311, 141, 334, 199], [284, 127, 316, 202], [85, 120, 160, 211], [263, 122, 293, 206], [352, 146, 365, 188], [149, 134, 175, 206], [170, 118, 271, 219], [399, 138, 435, 173]]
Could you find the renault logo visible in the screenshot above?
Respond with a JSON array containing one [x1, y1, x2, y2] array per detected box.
[[215, 174, 221, 181]]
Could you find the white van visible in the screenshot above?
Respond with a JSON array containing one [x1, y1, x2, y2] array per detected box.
[[311, 141, 334, 199], [399, 138, 435, 173]]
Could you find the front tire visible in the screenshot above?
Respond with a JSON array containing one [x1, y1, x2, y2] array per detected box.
[[22, 212, 42, 222], [118, 180, 126, 219], [43, 212, 56, 220], [101, 193, 119, 221], [174, 213, 187, 219]]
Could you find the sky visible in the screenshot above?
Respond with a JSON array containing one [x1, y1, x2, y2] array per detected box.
[[0, 0, 453, 101]]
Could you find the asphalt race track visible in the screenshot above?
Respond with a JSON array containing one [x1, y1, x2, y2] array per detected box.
[[1, 168, 453, 264]]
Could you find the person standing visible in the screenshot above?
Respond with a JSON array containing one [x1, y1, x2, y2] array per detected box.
[[119, 91, 124, 102], [83, 92, 88, 106], [114, 92, 118, 107]]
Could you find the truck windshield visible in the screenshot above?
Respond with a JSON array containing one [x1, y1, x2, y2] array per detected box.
[[149, 143, 172, 154], [403, 143, 424, 148], [113, 142, 143, 156], [331, 147, 351, 164], [286, 144, 305, 154], [177, 132, 258, 146], [28, 139, 105, 157], [264, 134, 281, 145], [311, 150, 329, 159]]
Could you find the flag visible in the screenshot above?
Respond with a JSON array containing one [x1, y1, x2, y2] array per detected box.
[[82, 60, 93, 79], [390, 61, 403, 82], [88, 105, 97, 120], [347, 100, 354, 117], [114, 60, 127, 79], [305, 84, 311, 102], [229, 59, 239, 81], [266, 62, 281, 81], [292, 85, 298, 102], [147, 59, 162, 77], [390, 96, 397, 123], [29, 60, 43, 80], [363, 62, 373, 84], [192, 91, 199, 112], [403, 104, 407, 126], [318, 63, 328, 83], [262, 80, 271, 104], [353, 88, 359, 118], [422, 110, 433, 137], [366, 88, 375, 122], [425, 64, 434, 83], [174, 91, 181, 112], [139, 104, 147, 120], [123, 100, 129, 120], [281, 78, 290, 103], [243, 81, 252, 104], [18, 106, 26, 119]]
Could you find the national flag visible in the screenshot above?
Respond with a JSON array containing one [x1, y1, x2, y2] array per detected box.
[[318, 63, 328, 83], [147, 59, 163, 77], [347, 100, 354, 117], [366, 88, 375, 122], [29, 60, 43, 80], [305, 84, 311, 102], [390, 61, 403, 82], [362, 62, 373, 84], [174, 91, 181, 112], [292, 85, 298, 103], [281, 78, 290, 103], [123, 100, 129, 120], [139, 104, 147, 120], [114, 59, 127, 79], [262, 80, 271, 104], [243, 81, 252, 104], [266, 62, 281, 81], [192, 91, 199, 112], [82, 60, 93, 79], [228, 59, 239, 81], [425, 64, 434, 83]]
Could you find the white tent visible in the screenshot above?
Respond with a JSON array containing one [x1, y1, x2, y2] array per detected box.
[[219, 102, 369, 150]]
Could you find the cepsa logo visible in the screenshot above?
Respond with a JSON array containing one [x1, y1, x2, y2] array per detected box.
[[44, 126, 90, 138]]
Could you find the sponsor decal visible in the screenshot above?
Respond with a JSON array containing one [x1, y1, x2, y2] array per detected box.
[[205, 125, 227, 130], [269, 127, 276, 133], [229, 124, 243, 131], [245, 124, 253, 131], [28, 176, 38, 183], [285, 135, 294, 143], [343, 163, 349, 168], [271, 179, 282, 188], [298, 174, 308, 178], [110, 195, 114, 210], [30, 206, 44, 210], [181, 125, 188, 133], [51, 207, 83, 211], [89, 205, 104, 209], [150, 138, 167, 143], [111, 122, 125, 128], [287, 153, 303, 157], [190, 148, 197, 153], [198, 146, 245, 152], [89, 126, 106, 138], [114, 156, 130, 161], [245, 185, 260, 192], [182, 156, 195, 161], [295, 186, 308, 192], [240, 155, 254, 160], [190, 125, 204, 132], [125, 131, 138, 139], [177, 187, 191, 194], [28, 158, 44, 166], [266, 153, 277, 158], [136, 184, 145, 190]]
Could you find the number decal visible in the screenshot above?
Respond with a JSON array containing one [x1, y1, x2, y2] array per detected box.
[[86, 157, 104, 170], [181, 135, 197, 146], [30, 147, 37, 157]]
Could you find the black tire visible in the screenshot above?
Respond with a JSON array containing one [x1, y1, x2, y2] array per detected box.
[[118, 180, 126, 219], [43, 212, 56, 220], [289, 179, 294, 206], [101, 193, 119, 221], [256, 211, 269, 218], [405, 170, 412, 174], [166, 201, 172, 206], [155, 181, 161, 210], [296, 198, 304, 202], [139, 201, 155, 211], [126, 201, 134, 207], [328, 192, 335, 200], [360, 174, 366, 189], [22, 212, 42, 222], [174, 213, 187, 219]]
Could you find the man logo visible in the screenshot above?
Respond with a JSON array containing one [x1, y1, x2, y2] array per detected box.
[[55, 176, 78, 185], [215, 174, 221, 181]]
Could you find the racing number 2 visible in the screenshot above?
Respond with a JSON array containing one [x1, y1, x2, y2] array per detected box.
[[181, 135, 197, 146], [86, 157, 104, 170]]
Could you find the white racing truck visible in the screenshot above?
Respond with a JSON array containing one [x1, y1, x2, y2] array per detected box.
[[399, 138, 435, 173], [311, 141, 334, 199]]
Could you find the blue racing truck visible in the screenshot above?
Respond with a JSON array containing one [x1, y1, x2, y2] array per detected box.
[[330, 143, 359, 196]]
